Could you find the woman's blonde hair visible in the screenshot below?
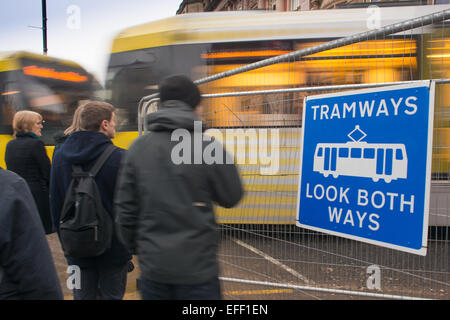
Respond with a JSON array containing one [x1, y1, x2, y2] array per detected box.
[[12, 110, 43, 136], [64, 102, 87, 135]]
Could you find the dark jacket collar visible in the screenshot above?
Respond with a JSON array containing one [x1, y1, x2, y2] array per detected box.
[[147, 100, 205, 132], [15, 131, 39, 139], [57, 131, 113, 165]]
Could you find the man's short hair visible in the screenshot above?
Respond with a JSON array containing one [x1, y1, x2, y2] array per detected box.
[[79, 101, 115, 132]]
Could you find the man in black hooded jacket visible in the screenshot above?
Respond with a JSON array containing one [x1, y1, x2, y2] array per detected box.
[[114, 74, 243, 300]]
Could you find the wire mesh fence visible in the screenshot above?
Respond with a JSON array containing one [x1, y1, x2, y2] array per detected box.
[[138, 7, 450, 300], [201, 89, 448, 300]]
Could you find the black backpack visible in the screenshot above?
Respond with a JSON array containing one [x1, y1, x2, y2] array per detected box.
[[59, 145, 116, 258]]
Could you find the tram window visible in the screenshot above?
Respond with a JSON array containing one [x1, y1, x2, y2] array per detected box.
[[1, 81, 23, 131], [21, 80, 67, 127], [363, 148, 375, 159], [339, 148, 349, 158], [317, 147, 323, 157], [396, 149, 404, 160], [351, 148, 362, 158]]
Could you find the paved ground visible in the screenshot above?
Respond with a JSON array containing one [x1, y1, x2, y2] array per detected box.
[[46, 229, 449, 300], [46, 233, 140, 300]]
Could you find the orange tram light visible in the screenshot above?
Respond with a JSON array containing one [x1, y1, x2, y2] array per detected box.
[[22, 65, 88, 83]]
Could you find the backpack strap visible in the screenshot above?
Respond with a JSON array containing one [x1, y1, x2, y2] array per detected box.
[[0, 265, 4, 286], [71, 165, 87, 177], [89, 144, 117, 177]]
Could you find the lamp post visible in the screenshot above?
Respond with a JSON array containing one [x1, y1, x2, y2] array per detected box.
[[42, 0, 48, 55]]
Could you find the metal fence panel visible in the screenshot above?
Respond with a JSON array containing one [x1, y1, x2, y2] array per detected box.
[[139, 8, 450, 300], [198, 89, 448, 300]]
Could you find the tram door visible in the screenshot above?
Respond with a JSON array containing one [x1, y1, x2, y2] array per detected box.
[[324, 147, 338, 172], [376, 148, 394, 175]]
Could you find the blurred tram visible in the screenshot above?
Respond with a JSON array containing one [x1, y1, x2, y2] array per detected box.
[[106, 5, 450, 226], [0, 51, 101, 168]]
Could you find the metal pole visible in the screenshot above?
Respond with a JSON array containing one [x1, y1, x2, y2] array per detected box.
[[194, 9, 450, 85], [136, 8, 450, 106], [42, 0, 48, 55], [137, 9, 450, 135], [219, 277, 432, 300], [139, 79, 450, 135]]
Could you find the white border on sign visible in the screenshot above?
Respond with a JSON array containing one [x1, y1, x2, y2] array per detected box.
[[296, 80, 434, 256]]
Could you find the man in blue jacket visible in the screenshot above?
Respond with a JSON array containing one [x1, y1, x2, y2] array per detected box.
[[50, 101, 131, 300], [0, 168, 62, 300]]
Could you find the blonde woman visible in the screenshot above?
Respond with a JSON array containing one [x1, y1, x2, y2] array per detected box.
[[5, 110, 53, 234]]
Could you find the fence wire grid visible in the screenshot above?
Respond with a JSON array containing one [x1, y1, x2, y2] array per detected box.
[[139, 8, 450, 300]]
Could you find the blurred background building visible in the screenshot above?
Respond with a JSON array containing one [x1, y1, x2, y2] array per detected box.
[[176, 0, 449, 13]]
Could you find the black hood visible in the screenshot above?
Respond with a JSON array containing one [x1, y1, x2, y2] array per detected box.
[[57, 131, 113, 165], [146, 100, 205, 132]]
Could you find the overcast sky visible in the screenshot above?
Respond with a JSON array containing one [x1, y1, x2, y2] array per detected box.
[[0, 0, 182, 84]]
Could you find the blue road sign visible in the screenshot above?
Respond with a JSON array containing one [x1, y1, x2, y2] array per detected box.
[[296, 81, 435, 255]]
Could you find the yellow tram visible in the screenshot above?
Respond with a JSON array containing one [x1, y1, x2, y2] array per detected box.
[[0, 51, 101, 168]]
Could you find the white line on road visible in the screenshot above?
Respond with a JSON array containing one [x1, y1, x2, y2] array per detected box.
[[233, 238, 313, 285]]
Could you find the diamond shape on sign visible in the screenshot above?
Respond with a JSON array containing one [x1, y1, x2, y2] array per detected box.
[[348, 125, 366, 142]]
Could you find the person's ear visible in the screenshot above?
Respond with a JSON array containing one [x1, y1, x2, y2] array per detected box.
[[100, 119, 108, 131]]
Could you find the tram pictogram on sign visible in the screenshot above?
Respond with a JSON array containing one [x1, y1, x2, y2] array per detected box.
[[313, 125, 408, 183]]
